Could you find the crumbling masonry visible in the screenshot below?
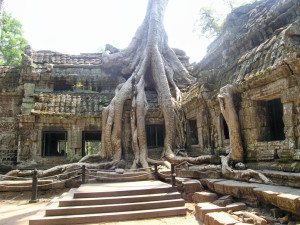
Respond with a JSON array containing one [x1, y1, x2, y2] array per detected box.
[[0, 0, 299, 172]]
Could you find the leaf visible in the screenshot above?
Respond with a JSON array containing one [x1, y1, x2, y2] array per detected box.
[[0, 10, 28, 66]]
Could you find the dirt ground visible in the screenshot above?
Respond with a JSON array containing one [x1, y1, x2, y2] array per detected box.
[[0, 189, 202, 225]]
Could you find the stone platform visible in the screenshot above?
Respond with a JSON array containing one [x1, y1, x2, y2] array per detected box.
[[203, 178, 300, 217], [29, 180, 186, 225]]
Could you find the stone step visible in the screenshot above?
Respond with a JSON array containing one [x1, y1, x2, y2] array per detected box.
[[30, 181, 186, 224], [203, 178, 300, 216], [60, 192, 182, 207], [204, 212, 239, 225], [195, 202, 226, 221], [192, 191, 218, 203], [73, 186, 177, 198], [92, 171, 151, 182], [46, 199, 185, 216], [90, 175, 151, 182], [95, 170, 149, 178], [29, 207, 187, 225]]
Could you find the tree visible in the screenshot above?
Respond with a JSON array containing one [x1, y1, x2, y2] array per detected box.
[[194, 0, 257, 38], [0, 0, 4, 32], [98, 0, 218, 169], [193, 7, 222, 38], [4, 0, 271, 184], [0, 10, 28, 66], [218, 85, 271, 184]]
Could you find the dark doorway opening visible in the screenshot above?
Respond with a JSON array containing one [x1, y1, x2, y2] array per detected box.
[[53, 78, 73, 91], [222, 117, 230, 139], [82, 131, 101, 156], [220, 115, 230, 145], [268, 99, 285, 141], [42, 132, 68, 157], [146, 125, 164, 148], [189, 120, 198, 145]]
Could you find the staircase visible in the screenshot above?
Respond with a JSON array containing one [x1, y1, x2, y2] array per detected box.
[[29, 180, 186, 225], [88, 170, 151, 183]]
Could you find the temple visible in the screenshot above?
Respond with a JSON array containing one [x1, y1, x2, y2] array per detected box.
[[0, 0, 299, 172]]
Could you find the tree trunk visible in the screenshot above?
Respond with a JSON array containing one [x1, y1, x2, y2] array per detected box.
[[100, 0, 205, 168], [218, 84, 243, 162], [218, 85, 271, 184]]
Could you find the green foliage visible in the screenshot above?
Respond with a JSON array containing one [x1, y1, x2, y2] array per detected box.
[[194, 0, 257, 39], [85, 141, 101, 155], [0, 10, 28, 66], [193, 7, 222, 39]]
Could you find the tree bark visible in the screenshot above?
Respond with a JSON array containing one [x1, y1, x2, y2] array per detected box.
[[218, 84, 243, 162], [221, 156, 271, 184], [218, 85, 272, 184], [100, 0, 200, 168]]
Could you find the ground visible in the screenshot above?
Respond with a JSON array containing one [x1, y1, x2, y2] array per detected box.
[[0, 190, 202, 225]]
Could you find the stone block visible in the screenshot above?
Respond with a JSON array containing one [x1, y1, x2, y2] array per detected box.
[[175, 177, 190, 186], [204, 212, 239, 225], [192, 191, 218, 203], [183, 180, 202, 193], [213, 195, 232, 207], [226, 202, 247, 211], [182, 192, 194, 202], [277, 194, 300, 216], [195, 203, 226, 221], [175, 177, 190, 191], [24, 83, 35, 96]]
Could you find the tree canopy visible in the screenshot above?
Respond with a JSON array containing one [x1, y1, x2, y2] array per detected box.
[[194, 0, 257, 39], [0, 0, 4, 31], [0, 10, 27, 66]]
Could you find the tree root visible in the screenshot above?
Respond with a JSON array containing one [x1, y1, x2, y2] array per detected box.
[[221, 156, 272, 184], [98, 0, 195, 169], [2, 161, 115, 180]]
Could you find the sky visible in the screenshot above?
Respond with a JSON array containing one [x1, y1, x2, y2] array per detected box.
[[3, 0, 252, 63]]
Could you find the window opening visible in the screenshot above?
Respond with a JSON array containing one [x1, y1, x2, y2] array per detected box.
[[268, 99, 285, 141], [42, 132, 68, 157], [82, 131, 101, 156], [53, 78, 73, 91], [146, 125, 164, 148]]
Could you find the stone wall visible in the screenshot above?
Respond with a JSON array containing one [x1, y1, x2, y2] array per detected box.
[[0, 66, 22, 166], [0, 45, 165, 169], [184, 0, 300, 168], [1, 0, 299, 170]]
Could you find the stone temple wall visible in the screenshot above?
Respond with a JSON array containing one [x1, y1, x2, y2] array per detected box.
[[0, 45, 166, 169], [184, 0, 300, 170], [0, 66, 22, 167], [0, 0, 299, 171]]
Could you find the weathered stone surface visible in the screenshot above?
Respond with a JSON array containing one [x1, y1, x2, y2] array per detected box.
[[0, 0, 299, 179], [183, 180, 203, 193], [276, 194, 300, 216], [204, 212, 239, 225], [225, 202, 247, 211], [175, 177, 190, 191], [206, 178, 300, 216], [192, 191, 218, 203], [195, 203, 226, 221], [213, 195, 233, 207], [182, 192, 194, 202]]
